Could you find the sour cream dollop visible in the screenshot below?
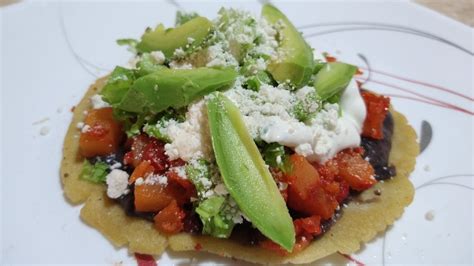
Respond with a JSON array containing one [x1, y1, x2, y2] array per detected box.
[[259, 79, 366, 162]]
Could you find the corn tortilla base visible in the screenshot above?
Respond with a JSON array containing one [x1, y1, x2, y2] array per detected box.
[[60, 78, 418, 262]]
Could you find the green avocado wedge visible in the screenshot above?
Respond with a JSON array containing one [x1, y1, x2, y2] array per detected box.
[[261, 4, 314, 88], [136, 16, 213, 57], [118, 67, 237, 114], [314, 62, 357, 101], [207, 93, 295, 252]]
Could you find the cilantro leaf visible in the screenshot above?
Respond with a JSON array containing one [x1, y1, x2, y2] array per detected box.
[[261, 143, 292, 174]]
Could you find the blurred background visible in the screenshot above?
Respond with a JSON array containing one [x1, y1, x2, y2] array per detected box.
[[1, 0, 473, 26]]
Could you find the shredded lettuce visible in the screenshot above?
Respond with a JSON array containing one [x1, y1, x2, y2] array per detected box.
[[80, 160, 109, 183], [125, 113, 148, 137], [195, 196, 235, 238], [136, 53, 166, 77], [143, 122, 170, 142], [216, 8, 258, 62], [116, 38, 138, 53], [143, 108, 186, 141], [244, 71, 273, 91], [100, 66, 136, 106], [185, 160, 241, 238]]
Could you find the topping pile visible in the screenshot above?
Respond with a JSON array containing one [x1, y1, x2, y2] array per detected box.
[[76, 4, 392, 254]]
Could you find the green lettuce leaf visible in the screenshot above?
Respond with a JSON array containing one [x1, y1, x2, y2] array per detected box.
[[244, 71, 273, 92], [80, 160, 109, 183], [196, 196, 235, 238], [100, 66, 137, 106], [143, 122, 170, 142], [186, 159, 213, 195], [136, 53, 167, 77], [186, 160, 239, 238]]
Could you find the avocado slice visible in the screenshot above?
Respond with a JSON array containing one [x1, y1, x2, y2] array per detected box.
[[314, 62, 357, 101], [262, 4, 314, 88], [117, 67, 237, 113], [207, 93, 295, 252], [136, 16, 213, 58]]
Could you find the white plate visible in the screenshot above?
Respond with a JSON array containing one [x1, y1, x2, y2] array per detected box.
[[1, 0, 473, 265]]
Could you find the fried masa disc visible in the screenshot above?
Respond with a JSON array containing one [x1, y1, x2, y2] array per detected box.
[[60, 77, 418, 263]]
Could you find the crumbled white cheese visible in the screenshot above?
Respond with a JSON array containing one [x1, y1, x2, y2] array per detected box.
[[173, 48, 186, 58], [187, 37, 195, 44], [106, 169, 130, 199], [276, 155, 282, 165], [199, 177, 213, 190], [76, 122, 85, 130], [203, 190, 215, 198], [295, 86, 320, 113], [224, 83, 296, 139], [90, 94, 110, 109], [144, 174, 168, 186], [110, 162, 122, 170], [163, 100, 213, 161], [206, 42, 238, 68], [127, 55, 140, 69], [253, 18, 279, 59], [169, 61, 193, 69], [278, 182, 288, 191], [254, 57, 267, 71], [215, 9, 254, 45], [295, 143, 313, 157], [135, 177, 144, 186], [171, 166, 187, 179], [221, 197, 244, 224], [214, 183, 229, 196], [150, 51, 166, 65], [81, 125, 91, 133]]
